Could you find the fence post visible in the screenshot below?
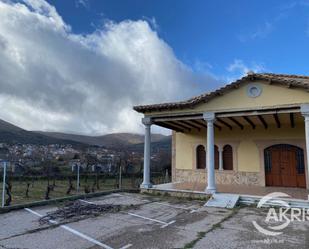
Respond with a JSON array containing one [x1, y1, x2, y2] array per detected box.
[[119, 164, 122, 190], [76, 163, 80, 193], [2, 161, 7, 208]]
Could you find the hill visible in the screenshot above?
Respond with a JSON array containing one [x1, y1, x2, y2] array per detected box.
[[37, 131, 169, 148], [0, 119, 85, 146]]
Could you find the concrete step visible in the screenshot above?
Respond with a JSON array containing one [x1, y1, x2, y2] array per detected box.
[[239, 195, 309, 209], [205, 193, 240, 209]]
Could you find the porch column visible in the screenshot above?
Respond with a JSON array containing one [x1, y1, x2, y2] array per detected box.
[[140, 117, 152, 189], [218, 146, 223, 171], [301, 104, 309, 186], [203, 112, 216, 194]]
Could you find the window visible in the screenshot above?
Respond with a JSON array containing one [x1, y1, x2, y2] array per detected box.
[[196, 145, 206, 169], [215, 145, 219, 170], [223, 145, 233, 170]]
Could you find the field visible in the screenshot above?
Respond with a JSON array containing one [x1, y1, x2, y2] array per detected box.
[[0, 174, 168, 206]]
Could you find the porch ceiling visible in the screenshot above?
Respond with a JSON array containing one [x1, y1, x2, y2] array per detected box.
[[152, 108, 304, 133]]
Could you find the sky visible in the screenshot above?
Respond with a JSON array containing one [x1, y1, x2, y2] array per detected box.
[[0, 0, 309, 135]]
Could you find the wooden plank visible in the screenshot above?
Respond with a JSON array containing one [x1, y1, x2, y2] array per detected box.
[[217, 118, 232, 130], [258, 115, 268, 129], [273, 114, 281, 128], [155, 122, 184, 132], [214, 124, 222, 130], [290, 113, 295, 128], [181, 120, 201, 131], [242, 116, 256, 129], [190, 119, 207, 128], [228, 117, 244, 130], [168, 121, 191, 131]]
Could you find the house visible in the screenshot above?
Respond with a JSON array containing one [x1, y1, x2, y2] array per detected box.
[[133, 73, 309, 195]]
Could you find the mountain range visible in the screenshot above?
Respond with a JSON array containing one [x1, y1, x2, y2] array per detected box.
[[0, 119, 170, 149]]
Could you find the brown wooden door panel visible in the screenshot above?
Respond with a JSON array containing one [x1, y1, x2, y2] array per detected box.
[[265, 144, 306, 188]]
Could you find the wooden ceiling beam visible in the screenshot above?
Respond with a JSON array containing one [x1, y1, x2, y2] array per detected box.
[[273, 113, 281, 128], [191, 119, 207, 128], [242, 116, 256, 129], [290, 113, 295, 128], [155, 122, 184, 132], [258, 115, 268, 129], [181, 120, 201, 131], [217, 118, 232, 130], [168, 121, 191, 132], [214, 124, 222, 130], [228, 117, 244, 130]]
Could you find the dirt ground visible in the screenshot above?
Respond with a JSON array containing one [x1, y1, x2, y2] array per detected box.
[[0, 192, 308, 249]]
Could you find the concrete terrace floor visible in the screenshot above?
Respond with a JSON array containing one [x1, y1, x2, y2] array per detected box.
[[154, 182, 309, 200], [0, 192, 308, 249]]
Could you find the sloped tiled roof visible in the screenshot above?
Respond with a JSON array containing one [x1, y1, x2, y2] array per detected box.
[[133, 73, 309, 113]]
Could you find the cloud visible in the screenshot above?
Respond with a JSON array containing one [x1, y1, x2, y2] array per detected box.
[[0, 0, 218, 135], [226, 59, 265, 80], [75, 0, 89, 9], [238, 21, 274, 42]]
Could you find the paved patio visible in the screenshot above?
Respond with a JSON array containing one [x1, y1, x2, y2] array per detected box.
[[1, 192, 309, 248], [153, 182, 309, 200]]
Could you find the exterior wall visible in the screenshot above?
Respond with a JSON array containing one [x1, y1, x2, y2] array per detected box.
[[146, 82, 309, 116], [174, 122, 306, 186]]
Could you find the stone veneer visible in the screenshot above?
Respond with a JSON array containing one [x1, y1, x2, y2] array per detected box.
[[175, 169, 263, 186]]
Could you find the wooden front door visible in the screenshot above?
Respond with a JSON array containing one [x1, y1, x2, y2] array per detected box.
[[264, 144, 306, 188]]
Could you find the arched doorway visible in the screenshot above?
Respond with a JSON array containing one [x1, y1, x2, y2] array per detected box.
[[264, 144, 306, 188]]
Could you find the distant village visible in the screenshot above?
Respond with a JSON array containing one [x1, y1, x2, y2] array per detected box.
[[0, 142, 171, 177]]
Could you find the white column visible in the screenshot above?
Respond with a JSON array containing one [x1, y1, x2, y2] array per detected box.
[[301, 104, 309, 189], [218, 146, 223, 171], [140, 117, 152, 189], [203, 112, 216, 194]]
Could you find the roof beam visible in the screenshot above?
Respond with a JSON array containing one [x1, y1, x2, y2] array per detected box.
[[168, 121, 191, 132], [195, 119, 222, 130], [258, 115, 268, 129], [214, 124, 222, 130], [242, 116, 256, 129], [155, 122, 184, 132], [273, 114, 281, 128], [290, 113, 295, 128], [191, 119, 207, 129], [228, 117, 244, 130], [217, 118, 232, 130], [181, 120, 201, 131]]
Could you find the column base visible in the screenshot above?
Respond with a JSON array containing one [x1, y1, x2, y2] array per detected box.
[[205, 187, 216, 194], [140, 183, 153, 189]]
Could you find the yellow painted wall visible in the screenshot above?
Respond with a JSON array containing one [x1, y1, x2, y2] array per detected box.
[[146, 81, 309, 116], [175, 123, 305, 172]]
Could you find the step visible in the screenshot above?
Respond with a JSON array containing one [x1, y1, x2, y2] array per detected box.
[[205, 193, 240, 209]]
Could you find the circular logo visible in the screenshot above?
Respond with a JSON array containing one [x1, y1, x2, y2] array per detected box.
[[252, 192, 291, 236]]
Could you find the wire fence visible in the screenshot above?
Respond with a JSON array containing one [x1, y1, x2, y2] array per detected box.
[[0, 165, 170, 207]]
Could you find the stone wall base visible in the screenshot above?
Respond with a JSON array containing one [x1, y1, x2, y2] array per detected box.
[[175, 169, 263, 186]]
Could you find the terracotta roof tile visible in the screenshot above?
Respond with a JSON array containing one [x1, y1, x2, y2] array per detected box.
[[133, 73, 309, 113]]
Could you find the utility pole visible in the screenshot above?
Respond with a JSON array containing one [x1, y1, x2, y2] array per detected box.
[[76, 163, 80, 193], [2, 161, 7, 208]]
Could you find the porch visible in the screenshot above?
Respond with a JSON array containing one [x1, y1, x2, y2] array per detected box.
[[151, 182, 309, 200]]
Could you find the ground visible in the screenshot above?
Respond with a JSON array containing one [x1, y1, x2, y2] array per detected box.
[[0, 192, 308, 249]]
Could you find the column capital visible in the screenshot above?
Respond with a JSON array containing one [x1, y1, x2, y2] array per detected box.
[[203, 112, 215, 122], [142, 117, 152, 126], [301, 104, 309, 117]]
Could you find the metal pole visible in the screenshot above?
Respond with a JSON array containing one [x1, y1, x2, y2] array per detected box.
[[119, 164, 122, 190], [2, 161, 7, 208], [76, 163, 80, 193]]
